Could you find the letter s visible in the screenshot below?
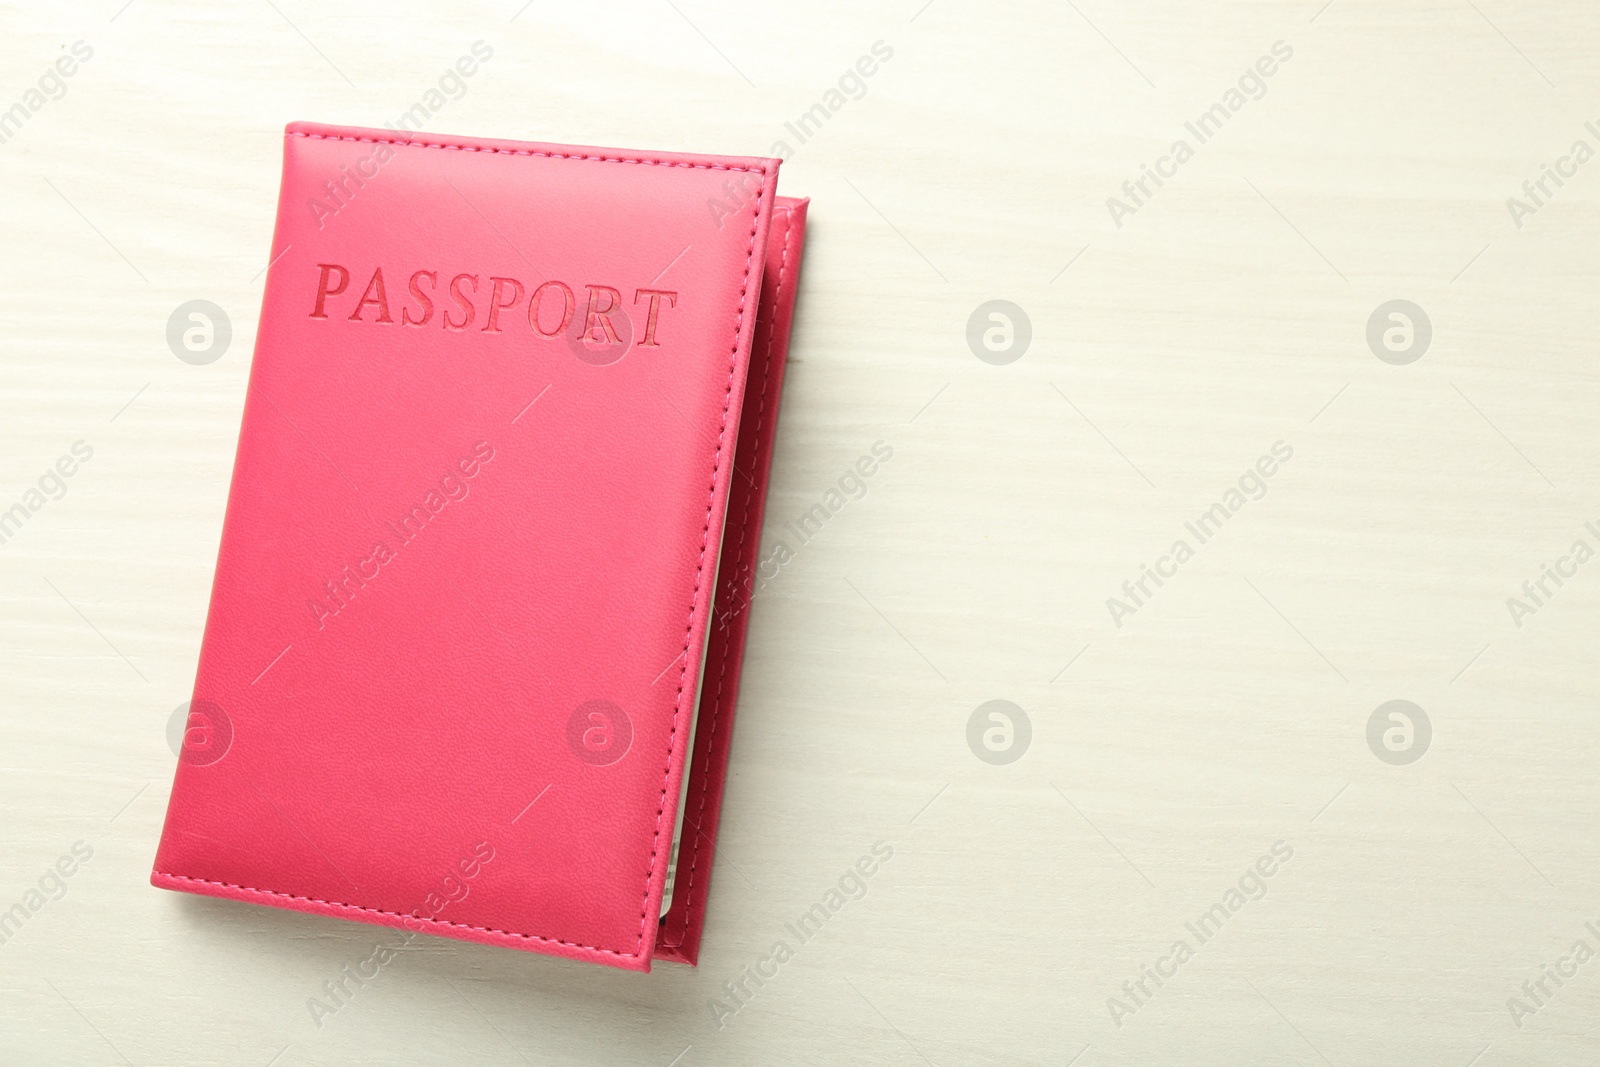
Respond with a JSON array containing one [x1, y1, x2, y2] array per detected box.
[[71, 440, 93, 462], [444, 273, 478, 330], [403, 270, 436, 327], [871, 39, 893, 61]]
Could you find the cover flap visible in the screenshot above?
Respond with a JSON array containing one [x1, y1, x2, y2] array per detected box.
[[656, 196, 808, 964], [152, 123, 780, 971]]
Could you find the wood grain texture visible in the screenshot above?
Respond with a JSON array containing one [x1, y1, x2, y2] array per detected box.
[[2, 1, 1598, 1063]]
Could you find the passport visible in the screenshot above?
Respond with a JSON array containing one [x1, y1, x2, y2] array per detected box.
[[152, 122, 807, 971]]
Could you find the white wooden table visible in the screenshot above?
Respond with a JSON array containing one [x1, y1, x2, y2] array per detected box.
[[3, 1, 1597, 1063]]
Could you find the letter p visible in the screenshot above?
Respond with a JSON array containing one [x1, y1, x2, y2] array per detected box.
[[311, 263, 350, 319]]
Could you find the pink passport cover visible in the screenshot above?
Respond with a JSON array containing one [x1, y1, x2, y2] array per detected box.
[[151, 122, 807, 971]]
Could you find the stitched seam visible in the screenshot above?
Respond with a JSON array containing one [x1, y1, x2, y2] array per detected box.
[[151, 871, 638, 957], [643, 175, 769, 956], [288, 130, 764, 173], [168, 129, 771, 962], [665, 205, 795, 949]]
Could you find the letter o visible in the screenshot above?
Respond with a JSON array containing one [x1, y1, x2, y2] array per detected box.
[[529, 281, 575, 338]]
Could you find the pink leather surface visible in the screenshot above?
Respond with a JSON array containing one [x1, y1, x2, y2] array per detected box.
[[151, 122, 788, 971], [655, 197, 807, 964]]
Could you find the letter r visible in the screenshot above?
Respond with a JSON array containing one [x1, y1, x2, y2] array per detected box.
[[582, 285, 623, 345]]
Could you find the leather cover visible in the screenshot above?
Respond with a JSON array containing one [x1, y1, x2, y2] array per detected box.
[[151, 121, 806, 972]]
